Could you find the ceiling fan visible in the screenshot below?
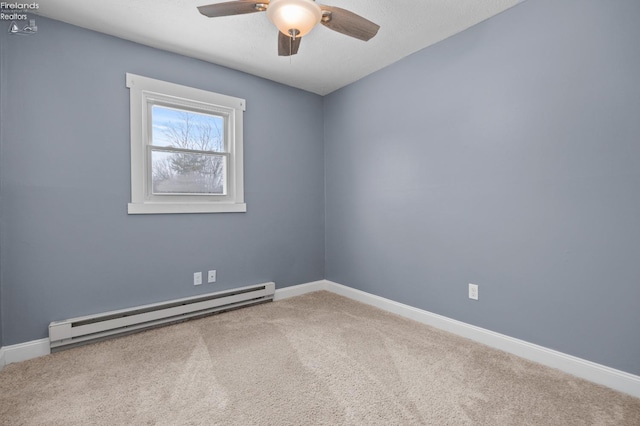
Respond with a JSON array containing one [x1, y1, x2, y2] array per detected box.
[[197, 0, 380, 56]]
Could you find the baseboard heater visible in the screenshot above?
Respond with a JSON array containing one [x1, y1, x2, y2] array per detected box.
[[49, 282, 275, 351]]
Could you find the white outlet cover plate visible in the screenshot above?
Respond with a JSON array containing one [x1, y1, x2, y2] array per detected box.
[[469, 283, 479, 300], [194, 272, 202, 286], [208, 270, 216, 283]]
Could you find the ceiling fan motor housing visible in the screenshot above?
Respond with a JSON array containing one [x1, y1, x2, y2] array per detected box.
[[267, 0, 322, 38]]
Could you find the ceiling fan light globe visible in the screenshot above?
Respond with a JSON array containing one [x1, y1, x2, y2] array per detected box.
[[267, 0, 321, 38]]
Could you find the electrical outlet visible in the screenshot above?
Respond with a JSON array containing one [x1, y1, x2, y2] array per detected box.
[[469, 283, 478, 300], [208, 270, 216, 283], [194, 272, 202, 286]]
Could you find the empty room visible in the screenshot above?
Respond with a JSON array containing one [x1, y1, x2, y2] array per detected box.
[[0, 0, 639, 424]]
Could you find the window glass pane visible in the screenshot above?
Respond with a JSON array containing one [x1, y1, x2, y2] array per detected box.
[[151, 150, 225, 194], [151, 105, 224, 152]]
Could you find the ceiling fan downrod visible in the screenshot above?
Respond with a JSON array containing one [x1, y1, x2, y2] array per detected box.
[[288, 28, 300, 40]]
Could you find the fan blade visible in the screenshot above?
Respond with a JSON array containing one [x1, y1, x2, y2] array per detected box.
[[278, 31, 301, 56], [319, 6, 379, 41], [198, 0, 268, 18]]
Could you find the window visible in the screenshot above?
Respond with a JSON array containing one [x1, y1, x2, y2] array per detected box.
[[126, 73, 246, 214]]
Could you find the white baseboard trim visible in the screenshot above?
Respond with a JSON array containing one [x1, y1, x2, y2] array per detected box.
[[2, 280, 638, 399], [274, 280, 329, 301], [0, 338, 50, 369], [320, 280, 640, 399]]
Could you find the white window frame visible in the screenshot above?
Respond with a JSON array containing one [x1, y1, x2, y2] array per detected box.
[[126, 73, 246, 214]]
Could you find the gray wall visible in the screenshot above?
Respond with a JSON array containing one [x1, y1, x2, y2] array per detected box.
[[0, 17, 325, 345], [324, 0, 640, 375]]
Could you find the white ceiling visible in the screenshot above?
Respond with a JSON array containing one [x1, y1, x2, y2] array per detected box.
[[36, 0, 520, 95]]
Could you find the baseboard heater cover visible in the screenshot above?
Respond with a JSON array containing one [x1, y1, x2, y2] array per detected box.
[[49, 282, 275, 351]]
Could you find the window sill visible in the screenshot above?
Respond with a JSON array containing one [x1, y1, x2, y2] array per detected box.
[[127, 202, 247, 215]]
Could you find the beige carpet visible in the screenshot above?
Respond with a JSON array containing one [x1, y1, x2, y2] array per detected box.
[[1, 291, 639, 425]]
